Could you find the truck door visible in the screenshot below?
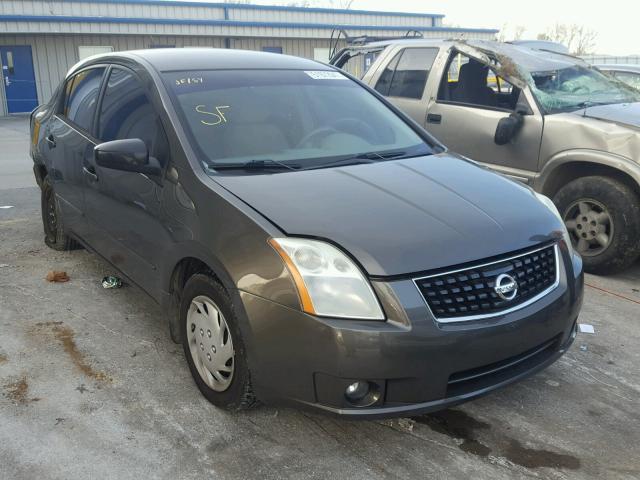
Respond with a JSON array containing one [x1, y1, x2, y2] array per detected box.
[[425, 50, 543, 181]]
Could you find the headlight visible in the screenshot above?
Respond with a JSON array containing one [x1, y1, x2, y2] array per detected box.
[[535, 193, 574, 255], [269, 238, 384, 320]]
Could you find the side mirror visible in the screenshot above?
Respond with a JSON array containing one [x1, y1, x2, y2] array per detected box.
[[94, 139, 161, 176], [494, 113, 524, 146]]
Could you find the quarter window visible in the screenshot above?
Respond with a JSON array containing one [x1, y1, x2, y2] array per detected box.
[[97, 68, 168, 166], [63, 67, 106, 132], [375, 48, 438, 99]]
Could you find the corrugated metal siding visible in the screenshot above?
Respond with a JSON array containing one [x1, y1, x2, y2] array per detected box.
[[0, 29, 496, 115], [0, 20, 494, 40], [0, 1, 438, 27], [0, 2, 498, 115], [0, 34, 227, 111]]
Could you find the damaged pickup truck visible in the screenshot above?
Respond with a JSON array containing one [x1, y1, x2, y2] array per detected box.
[[332, 40, 640, 273]]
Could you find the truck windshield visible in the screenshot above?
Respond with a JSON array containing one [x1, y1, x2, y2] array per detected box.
[[163, 69, 432, 172], [529, 65, 640, 114]]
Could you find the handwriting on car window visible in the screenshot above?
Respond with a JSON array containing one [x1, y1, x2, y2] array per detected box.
[[195, 105, 230, 126], [175, 77, 203, 86]]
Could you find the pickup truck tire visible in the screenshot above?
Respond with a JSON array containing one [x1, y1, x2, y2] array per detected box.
[[553, 176, 640, 274], [180, 273, 258, 410], [41, 176, 79, 251]]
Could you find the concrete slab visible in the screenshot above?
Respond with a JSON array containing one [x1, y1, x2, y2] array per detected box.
[[0, 115, 36, 190], [1, 118, 639, 480]]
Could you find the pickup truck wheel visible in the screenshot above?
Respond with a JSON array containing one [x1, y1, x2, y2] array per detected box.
[[41, 176, 79, 251], [180, 274, 257, 410], [553, 176, 640, 274]]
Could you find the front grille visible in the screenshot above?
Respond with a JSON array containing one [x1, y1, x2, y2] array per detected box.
[[414, 243, 558, 322], [446, 334, 561, 398]]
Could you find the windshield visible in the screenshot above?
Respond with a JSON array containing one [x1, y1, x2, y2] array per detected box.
[[529, 65, 640, 114], [163, 69, 433, 172]]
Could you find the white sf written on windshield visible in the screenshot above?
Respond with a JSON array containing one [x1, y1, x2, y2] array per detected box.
[[195, 105, 231, 126]]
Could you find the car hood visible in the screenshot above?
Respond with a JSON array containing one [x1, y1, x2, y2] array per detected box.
[[577, 102, 640, 130], [215, 154, 563, 277]]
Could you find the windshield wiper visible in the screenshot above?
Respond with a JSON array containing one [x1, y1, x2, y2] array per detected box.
[[355, 150, 408, 160], [302, 150, 412, 171], [209, 159, 301, 171]]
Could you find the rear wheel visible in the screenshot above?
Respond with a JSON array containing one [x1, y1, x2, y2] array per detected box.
[[553, 176, 640, 274], [180, 274, 257, 410], [41, 176, 78, 251]]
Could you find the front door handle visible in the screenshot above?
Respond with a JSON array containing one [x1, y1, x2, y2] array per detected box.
[[46, 134, 56, 148], [4, 76, 9, 87], [426, 113, 442, 124], [82, 166, 98, 182]]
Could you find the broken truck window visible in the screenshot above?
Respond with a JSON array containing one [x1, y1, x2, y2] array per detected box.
[[529, 65, 640, 114]]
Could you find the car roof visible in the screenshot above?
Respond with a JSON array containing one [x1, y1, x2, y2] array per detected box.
[[509, 40, 569, 54], [595, 64, 640, 73], [345, 39, 587, 73], [69, 48, 331, 77]]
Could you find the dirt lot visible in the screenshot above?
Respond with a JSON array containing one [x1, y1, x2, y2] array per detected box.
[[1, 116, 639, 479]]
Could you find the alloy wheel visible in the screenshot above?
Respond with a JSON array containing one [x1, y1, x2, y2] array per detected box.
[[563, 199, 613, 257]]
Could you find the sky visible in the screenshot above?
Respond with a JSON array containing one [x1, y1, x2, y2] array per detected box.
[[188, 0, 639, 55]]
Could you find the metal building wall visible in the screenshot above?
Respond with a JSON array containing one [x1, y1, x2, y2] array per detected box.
[[0, 1, 498, 115], [0, 34, 341, 112], [0, 1, 441, 28]]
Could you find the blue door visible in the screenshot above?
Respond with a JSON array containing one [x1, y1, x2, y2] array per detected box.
[[1, 46, 38, 113]]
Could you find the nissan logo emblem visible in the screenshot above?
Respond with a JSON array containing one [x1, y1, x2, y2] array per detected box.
[[494, 273, 518, 301]]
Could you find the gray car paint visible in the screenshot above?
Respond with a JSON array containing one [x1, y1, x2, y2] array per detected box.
[[30, 48, 583, 417], [215, 154, 563, 277]]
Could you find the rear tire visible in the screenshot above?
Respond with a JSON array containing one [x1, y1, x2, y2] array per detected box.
[[41, 176, 79, 251], [553, 176, 640, 274], [180, 274, 257, 410]]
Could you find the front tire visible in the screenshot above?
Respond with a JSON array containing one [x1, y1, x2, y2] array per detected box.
[[180, 274, 257, 410], [553, 176, 640, 274], [41, 176, 78, 251]]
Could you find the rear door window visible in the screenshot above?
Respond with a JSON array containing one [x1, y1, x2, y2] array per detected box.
[[375, 48, 438, 99], [63, 67, 106, 132]]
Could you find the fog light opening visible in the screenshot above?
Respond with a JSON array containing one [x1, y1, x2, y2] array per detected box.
[[344, 380, 381, 407]]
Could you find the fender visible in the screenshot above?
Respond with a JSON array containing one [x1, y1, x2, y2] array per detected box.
[[534, 149, 640, 194], [160, 240, 237, 297], [159, 240, 256, 349]]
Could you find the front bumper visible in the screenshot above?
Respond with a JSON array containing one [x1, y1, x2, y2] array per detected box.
[[239, 245, 584, 419]]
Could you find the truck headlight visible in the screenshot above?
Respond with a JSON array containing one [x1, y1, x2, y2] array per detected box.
[[535, 193, 574, 255], [269, 238, 384, 320]]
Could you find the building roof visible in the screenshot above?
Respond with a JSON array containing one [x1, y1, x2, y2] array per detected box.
[[0, 0, 499, 37], [0, 14, 498, 34], [54, 0, 447, 18]]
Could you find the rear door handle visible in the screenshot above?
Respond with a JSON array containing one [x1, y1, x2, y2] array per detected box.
[[82, 166, 98, 182], [46, 134, 56, 148], [426, 113, 442, 124]]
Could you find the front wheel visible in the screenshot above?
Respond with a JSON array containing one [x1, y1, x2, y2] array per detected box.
[[553, 176, 640, 274], [180, 274, 257, 410]]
